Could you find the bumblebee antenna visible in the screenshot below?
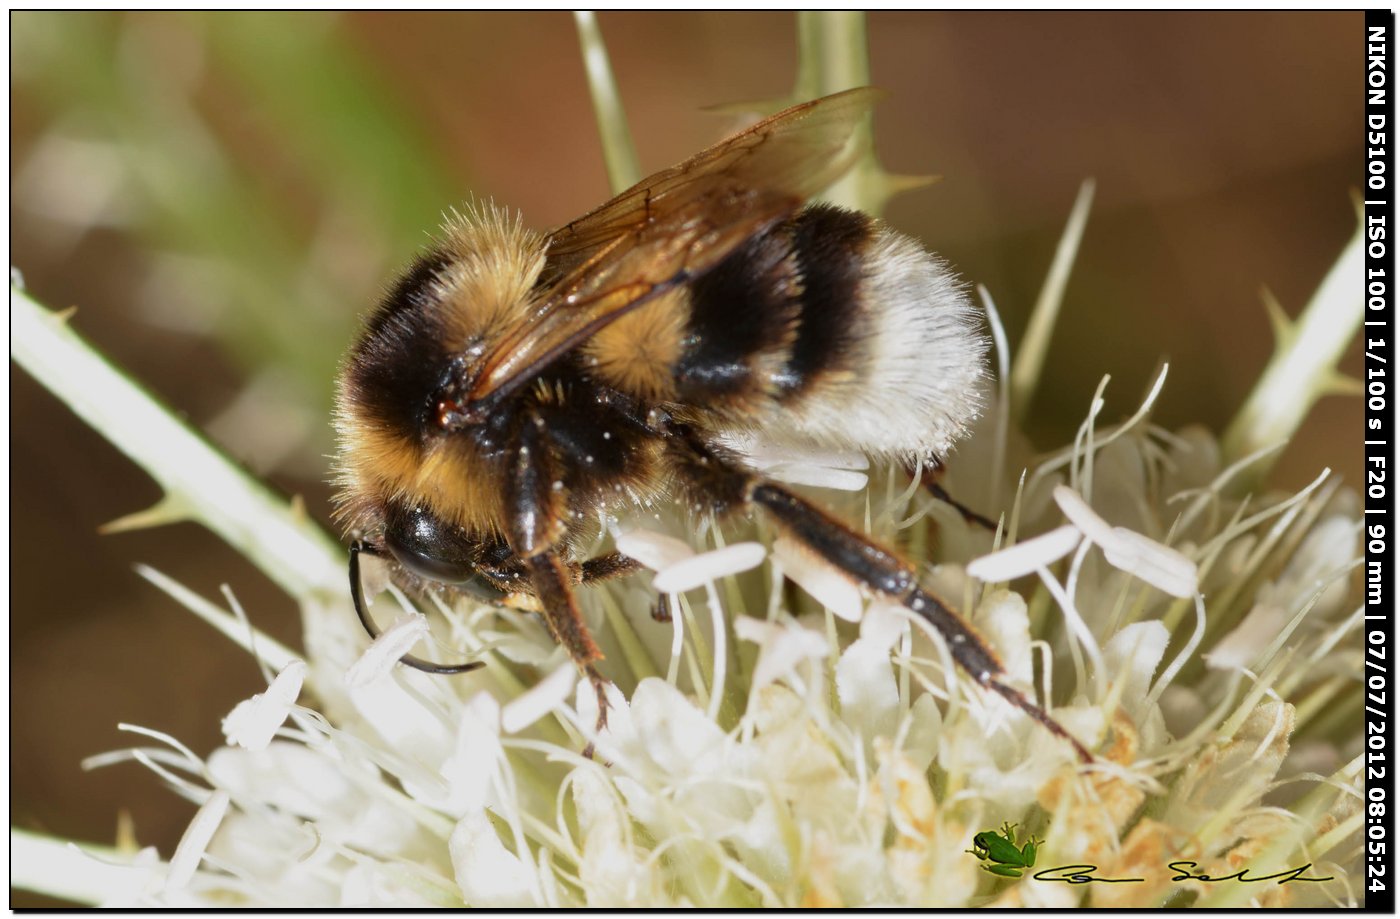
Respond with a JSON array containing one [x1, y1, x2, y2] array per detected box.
[[349, 540, 485, 675]]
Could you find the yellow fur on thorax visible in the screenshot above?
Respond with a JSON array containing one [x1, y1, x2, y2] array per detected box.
[[434, 202, 549, 349], [582, 289, 688, 400]]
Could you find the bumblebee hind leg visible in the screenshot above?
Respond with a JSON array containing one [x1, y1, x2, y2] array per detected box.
[[909, 457, 1000, 531], [665, 425, 1093, 764]]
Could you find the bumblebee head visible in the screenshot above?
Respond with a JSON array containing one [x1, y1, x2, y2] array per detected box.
[[345, 501, 509, 676]]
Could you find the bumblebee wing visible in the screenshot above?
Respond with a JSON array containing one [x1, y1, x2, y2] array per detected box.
[[544, 87, 881, 277], [466, 87, 881, 408]]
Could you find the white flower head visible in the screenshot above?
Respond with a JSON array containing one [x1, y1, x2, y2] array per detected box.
[[33, 323, 1357, 908]]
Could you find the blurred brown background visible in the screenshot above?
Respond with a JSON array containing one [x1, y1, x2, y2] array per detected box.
[[11, 11, 1362, 902]]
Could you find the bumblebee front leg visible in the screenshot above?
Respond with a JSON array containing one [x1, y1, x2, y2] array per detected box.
[[505, 414, 612, 737], [520, 552, 611, 736], [667, 427, 1093, 763]]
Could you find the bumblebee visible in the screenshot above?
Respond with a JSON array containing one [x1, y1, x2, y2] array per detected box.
[[334, 89, 1091, 762]]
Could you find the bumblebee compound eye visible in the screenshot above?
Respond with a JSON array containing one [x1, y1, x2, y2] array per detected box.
[[348, 540, 484, 676], [382, 503, 506, 602]]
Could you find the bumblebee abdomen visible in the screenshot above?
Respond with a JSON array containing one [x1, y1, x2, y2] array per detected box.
[[675, 204, 988, 461], [580, 205, 986, 461]]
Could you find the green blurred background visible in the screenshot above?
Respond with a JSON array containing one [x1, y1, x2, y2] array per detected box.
[[10, 11, 1362, 901]]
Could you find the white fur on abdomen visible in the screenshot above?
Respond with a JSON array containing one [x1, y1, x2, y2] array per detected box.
[[748, 225, 988, 462]]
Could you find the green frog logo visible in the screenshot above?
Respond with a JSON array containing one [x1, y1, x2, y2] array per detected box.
[[967, 822, 1042, 878]]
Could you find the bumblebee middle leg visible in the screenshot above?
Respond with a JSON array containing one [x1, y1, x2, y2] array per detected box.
[[579, 552, 644, 584]]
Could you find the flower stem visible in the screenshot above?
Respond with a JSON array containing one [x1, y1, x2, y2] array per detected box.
[[11, 828, 149, 906], [1222, 223, 1364, 486], [1010, 178, 1095, 423], [574, 11, 641, 195], [794, 12, 930, 217], [10, 285, 344, 600], [794, 11, 869, 101]]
